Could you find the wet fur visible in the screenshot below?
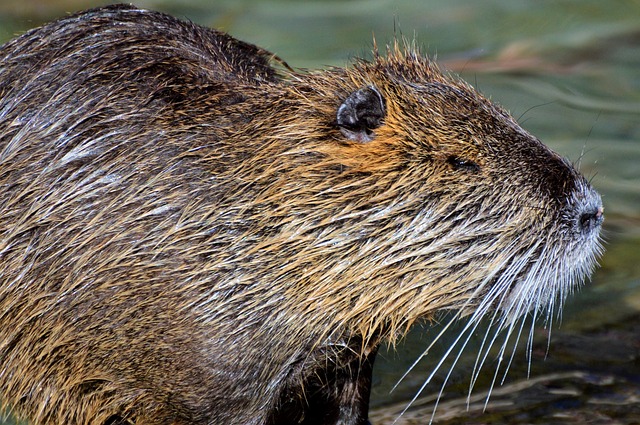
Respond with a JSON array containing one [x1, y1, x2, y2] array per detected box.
[[0, 4, 602, 425]]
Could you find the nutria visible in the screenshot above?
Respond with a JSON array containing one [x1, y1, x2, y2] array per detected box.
[[0, 4, 603, 425]]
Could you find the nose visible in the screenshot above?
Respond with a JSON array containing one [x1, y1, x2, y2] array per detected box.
[[578, 205, 604, 233]]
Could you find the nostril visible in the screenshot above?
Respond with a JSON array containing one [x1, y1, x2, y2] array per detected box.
[[579, 206, 604, 233]]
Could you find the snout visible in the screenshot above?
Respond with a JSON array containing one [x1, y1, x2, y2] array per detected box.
[[578, 205, 604, 234], [572, 184, 603, 236]]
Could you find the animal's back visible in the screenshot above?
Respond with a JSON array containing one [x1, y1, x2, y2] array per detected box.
[[0, 4, 290, 425]]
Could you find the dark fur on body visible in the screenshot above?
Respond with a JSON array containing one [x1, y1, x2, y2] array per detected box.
[[0, 4, 603, 425]]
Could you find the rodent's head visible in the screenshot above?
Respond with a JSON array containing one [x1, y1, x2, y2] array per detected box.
[[262, 46, 603, 346]]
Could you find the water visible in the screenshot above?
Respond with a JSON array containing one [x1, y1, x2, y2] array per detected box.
[[1, 1, 638, 423]]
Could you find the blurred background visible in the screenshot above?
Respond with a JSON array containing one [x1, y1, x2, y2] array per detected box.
[[1, 1, 639, 424]]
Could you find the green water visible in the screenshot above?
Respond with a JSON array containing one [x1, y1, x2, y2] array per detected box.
[[1, 0, 639, 423]]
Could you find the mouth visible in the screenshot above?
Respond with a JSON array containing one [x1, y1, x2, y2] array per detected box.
[[395, 213, 605, 421]]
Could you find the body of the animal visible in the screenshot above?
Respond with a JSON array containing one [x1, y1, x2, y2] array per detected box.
[[0, 4, 603, 425]]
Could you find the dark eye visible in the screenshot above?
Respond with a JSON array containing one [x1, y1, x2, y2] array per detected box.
[[447, 156, 480, 173]]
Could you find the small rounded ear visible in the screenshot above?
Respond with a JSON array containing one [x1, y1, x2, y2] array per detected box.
[[336, 86, 386, 142]]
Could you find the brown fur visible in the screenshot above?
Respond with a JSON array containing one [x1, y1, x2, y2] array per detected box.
[[0, 4, 602, 425]]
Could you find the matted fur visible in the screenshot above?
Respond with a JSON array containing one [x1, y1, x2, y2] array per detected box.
[[0, 4, 602, 425]]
